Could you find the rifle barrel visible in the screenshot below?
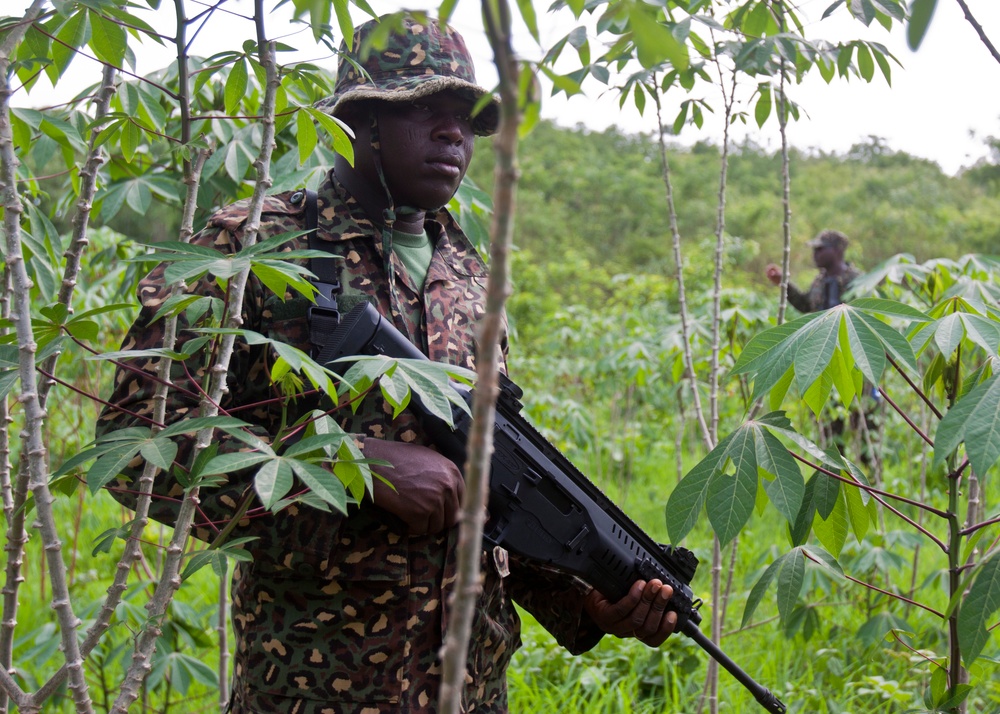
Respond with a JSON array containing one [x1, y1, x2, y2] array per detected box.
[[682, 621, 787, 714]]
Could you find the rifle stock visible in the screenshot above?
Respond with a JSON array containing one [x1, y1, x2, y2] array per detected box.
[[317, 302, 786, 714]]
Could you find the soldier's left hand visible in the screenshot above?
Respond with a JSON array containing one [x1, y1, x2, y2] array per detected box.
[[583, 579, 677, 647]]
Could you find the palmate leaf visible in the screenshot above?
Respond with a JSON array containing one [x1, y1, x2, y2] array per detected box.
[[793, 309, 841, 394], [958, 550, 1000, 666], [743, 547, 806, 628], [735, 300, 924, 404], [627, 4, 688, 71], [935, 374, 1000, 475], [813, 491, 848, 558], [667, 414, 803, 544], [706, 428, 757, 546], [289, 460, 348, 514], [757, 429, 804, 524], [666, 431, 736, 542], [736, 315, 820, 401], [844, 309, 885, 384]]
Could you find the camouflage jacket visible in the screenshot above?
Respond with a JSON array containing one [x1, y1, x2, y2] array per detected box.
[[98, 170, 604, 713], [786, 263, 860, 313]]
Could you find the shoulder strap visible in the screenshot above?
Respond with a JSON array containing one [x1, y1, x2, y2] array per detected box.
[[304, 188, 342, 345], [305, 188, 337, 283]]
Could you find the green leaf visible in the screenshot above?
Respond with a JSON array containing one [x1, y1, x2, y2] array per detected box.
[[201, 451, 273, 476], [962, 377, 1000, 476], [743, 548, 806, 628], [789, 473, 818, 546], [52, 11, 89, 79], [756, 429, 803, 524], [961, 314, 1000, 357], [873, 49, 892, 85], [628, 6, 688, 71], [666, 433, 734, 542], [88, 9, 126, 68], [0, 371, 19, 401], [829, 344, 857, 408], [120, 120, 142, 164], [934, 313, 965, 358], [706, 438, 757, 546], [139, 438, 178, 472], [754, 84, 771, 128], [514, 0, 540, 42], [225, 58, 249, 116], [743, 1, 772, 37], [853, 310, 920, 374], [843, 481, 871, 541], [743, 554, 781, 628], [87, 444, 142, 493], [181, 550, 228, 581], [958, 551, 1000, 665], [907, 0, 937, 50], [775, 547, 806, 624], [92, 524, 131, 556], [934, 375, 996, 468], [855, 43, 874, 81], [296, 108, 318, 166], [733, 319, 803, 375], [813, 471, 841, 520], [158, 416, 255, 440], [794, 309, 840, 394], [253, 459, 292, 509], [289, 460, 348, 513], [306, 107, 354, 165], [813, 489, 848, 558], [844, 311, 886, 384]]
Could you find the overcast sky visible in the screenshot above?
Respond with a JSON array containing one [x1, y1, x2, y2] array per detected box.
[[9, 0, 1000, 175]]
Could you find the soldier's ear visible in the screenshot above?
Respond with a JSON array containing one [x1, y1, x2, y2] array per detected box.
[[336, 102, 370, 134]]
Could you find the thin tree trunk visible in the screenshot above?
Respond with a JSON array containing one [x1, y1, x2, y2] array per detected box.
[[0, 3, 94, 711], [438, 1, 519, 711], [110, 3, 280, 708], [703, 48, 739, 714]]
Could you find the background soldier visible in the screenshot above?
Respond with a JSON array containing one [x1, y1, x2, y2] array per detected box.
[[766, 229, 860, 312], [99, 14, 677, 713]]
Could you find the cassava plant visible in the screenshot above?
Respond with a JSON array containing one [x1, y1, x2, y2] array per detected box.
[[667, 254, 1000, 713]]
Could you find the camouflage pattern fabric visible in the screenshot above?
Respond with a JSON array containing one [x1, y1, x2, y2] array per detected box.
[[785, 263, 860, 313], [316, 16, 500, 137], [98, 170, 603, 713]]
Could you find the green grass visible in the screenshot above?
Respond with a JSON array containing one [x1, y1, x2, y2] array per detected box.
[[505, 448, 1000, 714]]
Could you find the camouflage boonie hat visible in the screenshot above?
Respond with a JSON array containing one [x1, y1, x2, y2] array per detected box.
[[318, 15, 500, 136], [808, 229, 849, 251]]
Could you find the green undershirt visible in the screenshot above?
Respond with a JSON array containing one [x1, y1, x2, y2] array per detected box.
[[391, 226, 434, 291]]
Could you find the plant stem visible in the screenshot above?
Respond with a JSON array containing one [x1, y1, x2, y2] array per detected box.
[[946, 468, 966, 713], [438, 1, 518, 710], [112, 3, 280, 709], [652, 88, 711, 451]]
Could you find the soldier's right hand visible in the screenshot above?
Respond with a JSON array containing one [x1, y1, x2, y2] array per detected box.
[[765, 263, 782, 285], [362, 439, 465, 535]]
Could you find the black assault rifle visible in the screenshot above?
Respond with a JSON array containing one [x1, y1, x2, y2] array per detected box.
[[316, 302, 786, 714]]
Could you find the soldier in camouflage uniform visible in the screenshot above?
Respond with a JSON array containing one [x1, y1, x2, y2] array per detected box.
[[99, 14, 677, 714], [766, 231, 879, 462], [766, 229, 860, 312]]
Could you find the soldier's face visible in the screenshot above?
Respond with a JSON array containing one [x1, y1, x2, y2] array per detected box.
[[373, 91, 476, 211]]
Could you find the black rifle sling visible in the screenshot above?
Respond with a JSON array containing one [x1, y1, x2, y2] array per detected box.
[[303, 188, 342, 356]]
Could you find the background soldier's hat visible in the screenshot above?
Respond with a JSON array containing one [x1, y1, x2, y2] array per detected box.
[[808, 229, 849, 250], [317, 14, 500, 136]]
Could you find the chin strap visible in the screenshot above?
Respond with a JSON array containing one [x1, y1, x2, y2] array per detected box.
[[367, 110, 421, 326], [369, 113, 424, 274]]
